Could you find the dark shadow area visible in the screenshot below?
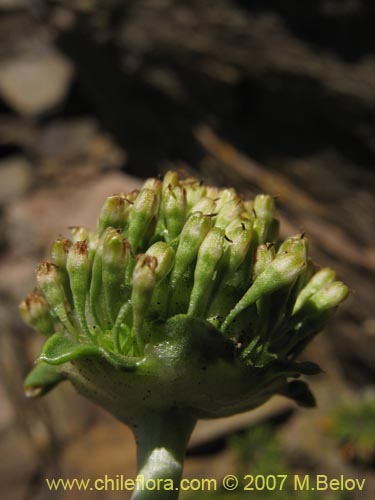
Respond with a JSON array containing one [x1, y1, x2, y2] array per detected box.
[[55, 17, 204, 177], [235, 0, 374, 62], [187, 408, 294, 457], [52, 14, 373, 176], [0, 144, 24, 160], [227, 71, 374, 166]]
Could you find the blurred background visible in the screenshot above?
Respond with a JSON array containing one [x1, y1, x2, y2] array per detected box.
[[0, 1, 374, 499]]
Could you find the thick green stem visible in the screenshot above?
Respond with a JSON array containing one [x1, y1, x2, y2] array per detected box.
[[131, 410, 197, 500]]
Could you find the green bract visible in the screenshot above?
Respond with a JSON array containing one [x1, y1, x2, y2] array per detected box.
[[21, 171, 348, 499]]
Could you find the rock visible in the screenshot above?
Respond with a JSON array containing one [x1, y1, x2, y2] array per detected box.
[[0, 155, 34, 204], [36, 118, 126, 170], [37, 119, 98, 163], [0, 423, 37, 500], [0, 49, 73, 116], [4, 171, 141, 259], [61, 416, 136, 500], [0, 256, 38, 300]]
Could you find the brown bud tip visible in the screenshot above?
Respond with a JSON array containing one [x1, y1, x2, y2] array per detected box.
[[20, 291, 50, 322], [73, 240, 89, 256], [52, 238, 72, 253], [136, 254, 158, 272], [25, 291, 49, 310], [36, 261, 58, 277]]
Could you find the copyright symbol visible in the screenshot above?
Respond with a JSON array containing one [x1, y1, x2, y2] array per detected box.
[[223, 475, 239, 491]]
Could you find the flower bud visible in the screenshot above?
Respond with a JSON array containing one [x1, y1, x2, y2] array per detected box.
[[36, 262, 76, 337], [125, 189, 139, 203], [145, 242, 175, 318], [127, 189, 159, 251], [184, 183, 207, 212], [205, 221, 254, 323], [164, 185, 187, 240], [50, 238, 74, 307], [205, 185, 220, 199], [87, 232, 99, 261], [253, 194, 275, 220], [51, 239, 72, 269], [243, 199, 254, 215], [89, 228, 120, 330], [131, 255, 157, 350], [222, 252, 306, 331], [191, 197, 216, 216], [215, 199, 244, 229], [277, 234, 308, 257], [215, 188, 237, 212], [101, 230, 129, 267], [19, 291, 55, 335], [143, 178, 162, 196], [309, 281, 349, 311], [70, 226, 89, 242], [102, 232, 131, 322], [66, 241, 92, 338], [293, 267, 336, 315], [170, 212, 212, 290], [254, 218, 279, 244], [155, 173, 178, 235], [223, 221, 253, 276], [132, 255, 157, 298], [254, 243, 291, 339], [67, 228, 98, 259], [146, 241, 175, 282], [97, 195, 130, 235], [253, 243, 275, 279], [198, 227, 224, 264], [188, 227, 225, 317], [252, 195, 279, 244], [162, 170, 179, 190]]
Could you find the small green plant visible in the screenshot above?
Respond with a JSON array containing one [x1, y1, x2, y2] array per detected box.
[[185, 425, 350, 500], [21, 171, 348, 499], [328, 394, 375, 467], [231, 424, 287, 476]]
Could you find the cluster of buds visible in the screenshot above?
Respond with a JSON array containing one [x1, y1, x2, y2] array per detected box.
[[21, 172, 347, 373], [21, 171, 348, 499]]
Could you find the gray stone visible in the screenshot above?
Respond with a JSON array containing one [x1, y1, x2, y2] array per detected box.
[[4, 171, 141, 258], [0, 155, 34, 204], [0, 49, 73, 116], [38, 119, 98, 163]]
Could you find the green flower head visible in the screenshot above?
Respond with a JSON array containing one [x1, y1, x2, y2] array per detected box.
[[22, 171, 348, 421]]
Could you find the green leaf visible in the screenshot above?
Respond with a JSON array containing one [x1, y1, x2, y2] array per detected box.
[[289, 361, 323, 375], [39, 333, 101, 365], [24, 362, 65, 397], [222, 253, 306, 331], [39, 333, 140, 371], [275, 360, 323, 376], [282, 380, 316, 407]]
